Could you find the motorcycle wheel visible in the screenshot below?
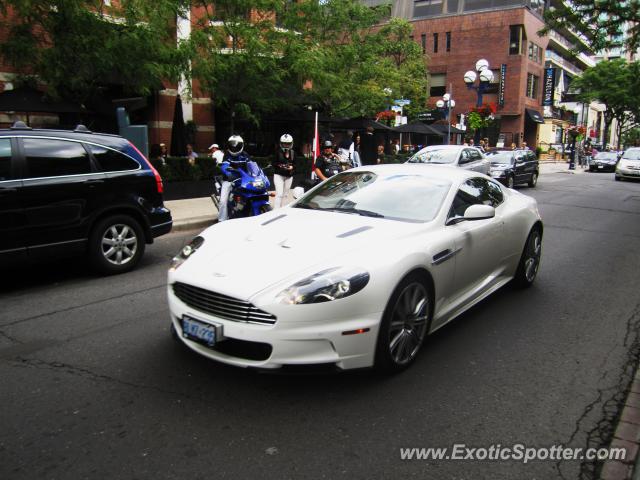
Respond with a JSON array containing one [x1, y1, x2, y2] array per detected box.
[[259, 204, 272, 214]]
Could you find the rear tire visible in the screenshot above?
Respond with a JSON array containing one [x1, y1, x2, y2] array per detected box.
[[528, 171, 538, 188], [89, 214, 145, 275], [375, 272, 433, 374], [507, 175, 515, 189], [615, 175, 622, 181], [513, 227, 542, 288], [259, 204, 272, 214]]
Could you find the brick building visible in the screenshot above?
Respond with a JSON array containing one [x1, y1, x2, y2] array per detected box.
[[382, 0, 571, 148]]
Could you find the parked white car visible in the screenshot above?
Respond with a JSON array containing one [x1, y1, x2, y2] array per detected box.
[[167, 165, 542, 373], [616, 148, 640, 181], [406, 145, 490, 174]]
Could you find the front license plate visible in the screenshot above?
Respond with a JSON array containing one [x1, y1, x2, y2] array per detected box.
[[598, 165, 603, 169], [182, 316, 219, 346]]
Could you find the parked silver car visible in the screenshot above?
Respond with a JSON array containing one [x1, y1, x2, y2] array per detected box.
[[406, 145, 490, 174]]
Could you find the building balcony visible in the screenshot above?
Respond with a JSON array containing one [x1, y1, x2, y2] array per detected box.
[[544, 105, 578, 123]]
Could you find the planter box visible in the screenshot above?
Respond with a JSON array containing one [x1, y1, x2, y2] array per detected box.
[[163, 180, 214, 201]]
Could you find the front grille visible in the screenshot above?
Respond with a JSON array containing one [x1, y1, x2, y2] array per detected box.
[[173, 282, 276, 325]]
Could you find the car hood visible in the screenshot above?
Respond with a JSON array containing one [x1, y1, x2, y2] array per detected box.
[[172, 207, 424, 300]]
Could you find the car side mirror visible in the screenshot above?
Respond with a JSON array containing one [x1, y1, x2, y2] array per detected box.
[[292, 186, 305, 199], [463, 204, 495, 220]]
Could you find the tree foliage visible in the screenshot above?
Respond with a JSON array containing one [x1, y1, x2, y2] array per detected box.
[[184, 0, 429, 125], [540, 0, 640, 54], [571, 59, 640, 149], [0, 0, 188, 103]]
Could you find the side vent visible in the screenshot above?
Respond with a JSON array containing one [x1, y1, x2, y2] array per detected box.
[[337, 226, 373, 238]]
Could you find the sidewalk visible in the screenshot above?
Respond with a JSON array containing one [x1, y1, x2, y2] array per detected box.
[[165, 162, 590, 232]]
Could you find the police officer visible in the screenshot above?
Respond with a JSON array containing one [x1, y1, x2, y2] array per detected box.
[[314, 140, 342, 181], [273, 133, 295, 208], [218, 135, 250, 222]]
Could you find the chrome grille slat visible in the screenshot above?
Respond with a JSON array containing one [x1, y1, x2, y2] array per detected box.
[[173, 282, 276, 325]]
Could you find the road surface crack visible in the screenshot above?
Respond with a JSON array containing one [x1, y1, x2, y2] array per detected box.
[[2, 284, 165, 327], [555, 303, 640, 480], [9, 356, 203, 403]]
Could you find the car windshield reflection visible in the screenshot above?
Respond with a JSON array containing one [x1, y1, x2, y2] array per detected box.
[[294, 171, 451, 223], [407, 148, 459, 164]]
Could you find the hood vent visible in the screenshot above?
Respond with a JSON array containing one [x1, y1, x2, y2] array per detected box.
[[337, 226, 373, 238], [261, 214, 287, 226]]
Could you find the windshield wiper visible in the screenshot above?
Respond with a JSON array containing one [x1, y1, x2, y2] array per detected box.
[[294, 203, 318, 210], [328, 207, 384, 218]]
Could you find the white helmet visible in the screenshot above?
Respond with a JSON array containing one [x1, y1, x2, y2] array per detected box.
[[279, 133, 293, 151], [226, 135, 244, 156]]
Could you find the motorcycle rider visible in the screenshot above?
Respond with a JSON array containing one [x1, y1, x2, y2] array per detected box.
[[273, 133, 295, 208], [218, 135, 250, 222], [314, 140, 342, 182]]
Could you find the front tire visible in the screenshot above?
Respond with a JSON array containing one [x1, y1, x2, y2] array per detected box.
[[513, 227, 542, 288], [615, 175, 622, 181], [259, 204, 272, 214], [528, 171, 538, 188], [89, 214, 145, 275], [375, 273, 432, 373]]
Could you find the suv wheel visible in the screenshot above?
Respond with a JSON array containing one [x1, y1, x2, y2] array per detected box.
[[528, 171, 538, 188], [89, 214, 145, 274], [507, 175, 515, 189]]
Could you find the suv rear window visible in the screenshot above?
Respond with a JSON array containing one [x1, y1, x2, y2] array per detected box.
[[0, 138, 12, 181], [89, 144, 140, 172], [23, 138, 91, 178]]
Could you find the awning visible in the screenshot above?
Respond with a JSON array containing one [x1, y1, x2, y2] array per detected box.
[[525, 108, 545, 124], [394, 122, 442, 135]]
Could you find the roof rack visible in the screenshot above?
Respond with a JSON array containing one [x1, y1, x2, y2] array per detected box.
[[10, 121, 32, 130], [73, 124, 92, 133]]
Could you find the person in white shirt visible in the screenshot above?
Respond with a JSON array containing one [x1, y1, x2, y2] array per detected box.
[[208, 143, 224, 164]]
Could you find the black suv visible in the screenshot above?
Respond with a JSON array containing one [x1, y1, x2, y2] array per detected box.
[[485, 149, 539, 189], [0, 122, 172, 274]]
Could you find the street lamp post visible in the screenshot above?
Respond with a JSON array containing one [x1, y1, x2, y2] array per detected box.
[[463, 59, 494, 144], [436, 94, 455, 145]]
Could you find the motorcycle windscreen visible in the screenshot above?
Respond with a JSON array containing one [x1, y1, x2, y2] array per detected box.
[[246, 161, 262, 177]]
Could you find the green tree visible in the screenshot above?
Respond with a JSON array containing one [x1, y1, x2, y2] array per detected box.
[[571, 59, 640, 149], [184, 1, 429, 128], [0, 1, 187, 104], [540, 0, 640, 54]]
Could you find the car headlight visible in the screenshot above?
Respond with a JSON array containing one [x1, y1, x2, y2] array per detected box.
[[490, 169, 506, 177], [252, 180, 264, 188], [170, 236, 204, 271], [276, 267, 370, 304]]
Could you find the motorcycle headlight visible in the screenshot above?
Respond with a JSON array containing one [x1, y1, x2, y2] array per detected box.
[[252, 180, 264, 188], [170, 236, 204, 271], [276, 267, 370, 305]]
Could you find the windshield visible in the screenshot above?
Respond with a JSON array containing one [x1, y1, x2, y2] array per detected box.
[[407, 148, 459, 164], [486, 152, 513, 164], [294, 171, 451, 223], [595, 153, 617, 160], [622, 149, 640, 160]]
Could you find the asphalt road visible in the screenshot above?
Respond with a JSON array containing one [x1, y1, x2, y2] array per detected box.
[[2, 170, 640, 480]]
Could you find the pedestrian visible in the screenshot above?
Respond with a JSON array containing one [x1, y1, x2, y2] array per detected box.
[[352, 133, 362, 168], [218, 135, 250, 222], [377, 145, 385, 164], [208, 143, 224, 165], [478, 139, 486, 153], [483, 137, 490, 149], [511, 142, 517, 150], [338, 130, 355, 169], [468, 139, 475, 147], [522, 141, 530, 150], [360, 126, 378, 165], [159, 143, 168, 164], [393, 139, 400, 155], [186, 144, 198, 166], [314, 140, 342, 181], [273, 134, 295, 209]]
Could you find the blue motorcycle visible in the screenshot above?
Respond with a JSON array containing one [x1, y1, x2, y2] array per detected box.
[[212, 161, 272, 218]]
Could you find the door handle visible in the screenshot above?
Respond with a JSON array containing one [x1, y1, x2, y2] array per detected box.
[[84, 179, 104, 185], [0, 187, 17, 195]]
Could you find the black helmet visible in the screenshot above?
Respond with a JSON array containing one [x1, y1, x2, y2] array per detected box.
[[227, 135, 244, 156], [322, 140, 333, 149]]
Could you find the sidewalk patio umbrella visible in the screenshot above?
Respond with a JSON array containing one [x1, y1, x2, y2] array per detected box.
[[170, 95, 188, 157], [337, 116, 392, 131]]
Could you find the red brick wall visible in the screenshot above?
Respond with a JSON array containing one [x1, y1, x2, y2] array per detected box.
[[413, 7, 547, 144]]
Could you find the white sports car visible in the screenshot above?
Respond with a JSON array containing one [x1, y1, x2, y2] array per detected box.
[[167, 165, 543, 372]]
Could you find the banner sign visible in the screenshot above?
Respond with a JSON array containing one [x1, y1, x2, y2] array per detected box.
[[498, 64, 507, 107], [543, 67, 556, 106]]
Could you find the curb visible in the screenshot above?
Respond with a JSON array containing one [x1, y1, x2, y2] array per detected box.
[[172, 216, 218, 232], [600, 370, 640, 479]]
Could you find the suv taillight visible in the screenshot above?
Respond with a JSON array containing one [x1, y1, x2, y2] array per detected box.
[[129, 142, 164, 194]]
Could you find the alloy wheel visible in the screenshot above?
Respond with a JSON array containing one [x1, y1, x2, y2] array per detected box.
[[101, 224, 138, 266], [388, 283, 429, 366], [524, 230, 542, 283]]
